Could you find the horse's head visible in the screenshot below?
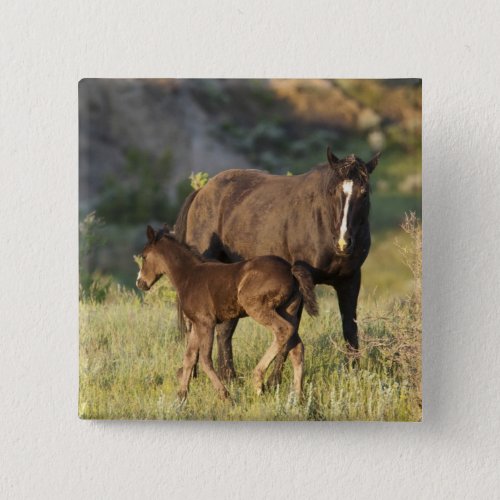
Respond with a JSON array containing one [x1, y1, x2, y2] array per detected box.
[[136, 225, 170, 291], [325, 147, 380, 257]]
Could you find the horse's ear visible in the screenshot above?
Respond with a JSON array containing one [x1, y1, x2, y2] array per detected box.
[[146, 225, 155, 243], [327, 146, 339, 168], [366, 152, 381, 173]]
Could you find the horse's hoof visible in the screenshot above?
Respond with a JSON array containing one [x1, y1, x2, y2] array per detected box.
[[265, 373, 282, 390], [254, 379, 265, 396], [218, 367, 237, 383], [177, 389, 188, 403], [293, 390, 304, 404], [219, 388, 231, 401], [346, 353, 360, 370]]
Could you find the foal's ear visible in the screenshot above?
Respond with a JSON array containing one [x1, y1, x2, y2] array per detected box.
[[366, 152, 381, 173], [146, 225, 155, 243], [163, 223, 172, 234], [327, 146, 339, 167]]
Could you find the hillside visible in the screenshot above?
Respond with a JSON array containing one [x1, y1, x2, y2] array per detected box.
[[79, 78, 421, 286]]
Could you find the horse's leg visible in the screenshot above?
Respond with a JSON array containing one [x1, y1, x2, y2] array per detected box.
[[198, 324, 230, 400], [177, 323, 200, 401], [248, 308, 295, 395], [267, 301, 303, 390], [176, 319, 199, 381], [215, 318, 238, 382], [287, 332, 305, 398], [333, 269, 361, 354]]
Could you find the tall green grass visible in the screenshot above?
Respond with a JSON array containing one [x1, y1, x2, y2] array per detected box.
[[79, 215, 421, 421]]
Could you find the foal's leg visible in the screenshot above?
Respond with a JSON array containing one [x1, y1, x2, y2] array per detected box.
[[176, 320, 199, 381], [287, 332, 305, 397], [198, 324, 230, 400], [267, 302, 304, 389], [215, 318, 238, 382], [185, 316, 199, 378], [267, 348, 287, 390], [247, 308, 295, 395], [178, 325, 200, 401]]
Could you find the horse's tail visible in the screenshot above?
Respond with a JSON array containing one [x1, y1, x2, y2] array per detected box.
[[291, 264, 319, 317], [174, 189, 200, 336], [174, 189, 199, 244]]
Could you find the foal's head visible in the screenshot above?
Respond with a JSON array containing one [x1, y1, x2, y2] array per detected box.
[[324, 147, 380, 257], [136, 225, 170, 291]]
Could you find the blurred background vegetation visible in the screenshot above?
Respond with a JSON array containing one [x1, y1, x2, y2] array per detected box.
[[79, 78, 421, 298]]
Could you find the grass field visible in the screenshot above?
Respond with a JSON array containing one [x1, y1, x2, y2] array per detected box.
[[79, 216, 421, 421]]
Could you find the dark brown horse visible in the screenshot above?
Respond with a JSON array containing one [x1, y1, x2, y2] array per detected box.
[[175, 147, 380, 383], [136, 225, 318, 400]]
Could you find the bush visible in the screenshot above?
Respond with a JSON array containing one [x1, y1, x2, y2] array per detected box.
[[96, 148, 174, 224], [364, 213, 421, 405], [189, 171, 209, 190], [79, 212, 111, 303]]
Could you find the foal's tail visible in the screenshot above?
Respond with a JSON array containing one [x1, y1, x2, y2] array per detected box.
[[291, 264, 319, 317], [174, 189, 200, 336]]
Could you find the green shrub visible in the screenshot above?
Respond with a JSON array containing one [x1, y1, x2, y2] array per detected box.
[[189, 171, 209, 190], [96, 148, 174, 224], [79, 212, 111, 303]]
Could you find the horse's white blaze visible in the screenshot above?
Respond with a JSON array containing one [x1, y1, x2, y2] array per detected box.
[[338, 180, 353, 250], [137, 269, 142, 282]]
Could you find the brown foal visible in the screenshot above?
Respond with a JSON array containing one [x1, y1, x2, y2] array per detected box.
[[136, 225, 318, 401]]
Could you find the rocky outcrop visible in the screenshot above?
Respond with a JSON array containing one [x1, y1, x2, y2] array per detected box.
[[79, 79, 253, 210]]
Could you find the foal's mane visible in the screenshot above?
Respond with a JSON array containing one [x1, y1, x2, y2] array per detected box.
[[155, 228, 209, 262]]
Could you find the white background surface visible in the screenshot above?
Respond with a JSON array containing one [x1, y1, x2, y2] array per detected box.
[[1, 1, 499, 498]]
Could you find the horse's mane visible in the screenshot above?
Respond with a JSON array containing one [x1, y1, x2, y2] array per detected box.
[[319, 155, 370, 191]]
